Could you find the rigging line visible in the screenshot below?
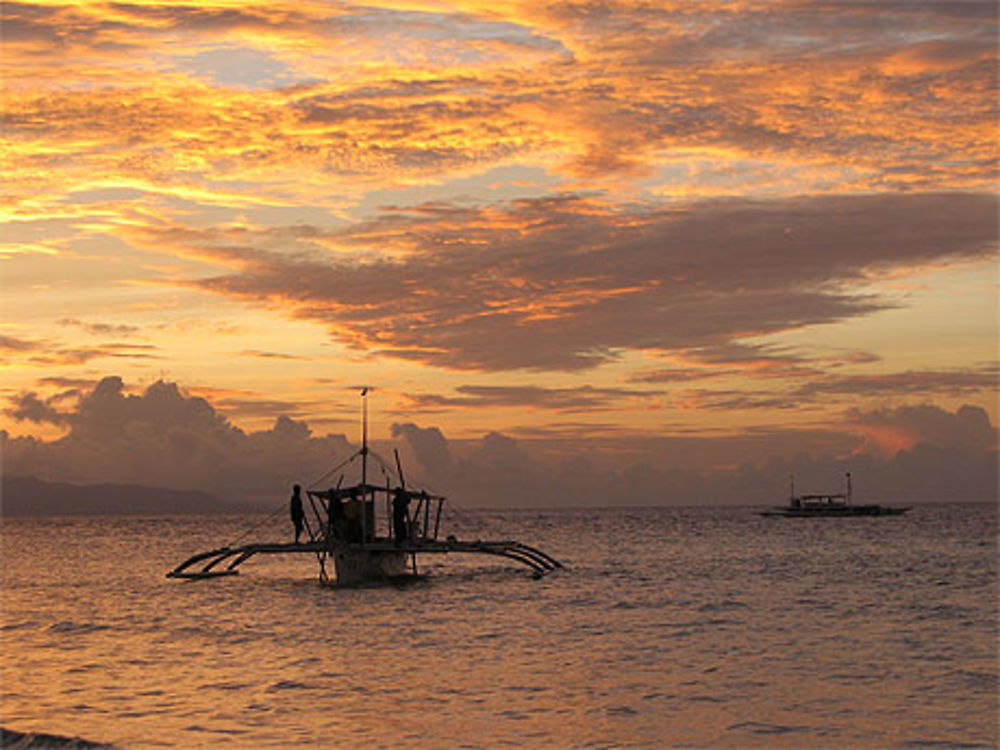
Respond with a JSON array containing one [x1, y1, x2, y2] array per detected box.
[[307, 451, 361, 490], [369, 451, 399, 483], [301, 509, 318, 544], [226, 501, 286, 548], [360, 450, 397, 490], [437, 494, 475, 528]]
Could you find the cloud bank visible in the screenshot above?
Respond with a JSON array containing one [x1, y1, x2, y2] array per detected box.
[[3, 376, 995, 508], [2, 377, 351, 503]]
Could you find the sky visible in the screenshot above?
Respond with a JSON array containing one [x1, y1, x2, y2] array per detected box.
[[1, 0, 997, 506]]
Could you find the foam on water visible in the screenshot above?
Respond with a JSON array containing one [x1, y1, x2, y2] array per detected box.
[[1, 504, 997, 748]]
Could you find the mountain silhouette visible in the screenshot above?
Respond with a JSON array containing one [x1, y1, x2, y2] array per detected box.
[[1, 475, 241, 516]]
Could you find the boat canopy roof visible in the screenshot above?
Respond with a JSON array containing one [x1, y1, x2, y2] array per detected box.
[[309, 484, 444, 502], [797, 492, 848, 502]]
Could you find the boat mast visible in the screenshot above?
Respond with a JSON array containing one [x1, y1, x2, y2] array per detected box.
[[361, 386, 369, 543], [846, 471, 852, 505], [361, 387, 368, 481]]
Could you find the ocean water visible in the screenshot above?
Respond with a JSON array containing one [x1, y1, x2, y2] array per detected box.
[[1, 503, 996, 749]]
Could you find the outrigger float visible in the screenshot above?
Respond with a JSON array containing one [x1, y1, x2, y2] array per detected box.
[[167, 391, 561, 585]]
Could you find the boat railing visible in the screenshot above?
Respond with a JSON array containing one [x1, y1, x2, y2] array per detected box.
[[408, 492, 445, 543], [306, 485, 445, 546], [797, 492, 849, 507]]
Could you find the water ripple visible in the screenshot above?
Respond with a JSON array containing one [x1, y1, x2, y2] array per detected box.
[[1, 505, 995, 749]]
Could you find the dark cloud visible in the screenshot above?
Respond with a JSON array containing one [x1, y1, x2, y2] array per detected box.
[[0, 2, 126, 49], [614, 345, 996, 420], [630, 367, 732, 384], [0, 334, 42, 353], [549, 0, 996, 68], [827, 351, 882, 367], [29, 343, 161, 366], [5, 391, 72, 425], [112, 3, 309, 33], [798, 367, 999, 398], [631, 343, 823, 384], [402, 384, 662, 412], [238, 349, 307, 361], [58, 318, 141, 337], [800, 1, 998, 22], [850, 402, 997, 453], [212, 397, 311, 421], [391, 422, 454, 474], [38, 376, 99, 389], [676, 390, 807, 412], [656, 365, 998, 412], [1, 2, 312, 49], [189, 191, 997, 372], [680, 343, 806, 367], [0, 335, 157, 366]]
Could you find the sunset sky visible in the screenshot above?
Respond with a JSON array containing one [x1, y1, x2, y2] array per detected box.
[[2, 0, 997, 505]]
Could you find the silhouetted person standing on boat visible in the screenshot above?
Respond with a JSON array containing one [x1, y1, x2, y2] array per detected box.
[[393, 487, 410, 546], [290, 484, 305, 543]]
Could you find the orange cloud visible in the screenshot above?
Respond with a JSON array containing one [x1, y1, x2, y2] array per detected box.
[[171, 192, 996, 372], [3, 0, 996, 220]]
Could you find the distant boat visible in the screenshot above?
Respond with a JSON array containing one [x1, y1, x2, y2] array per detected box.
[[167, 390, 561, 585], [759, 472, 910, 518]]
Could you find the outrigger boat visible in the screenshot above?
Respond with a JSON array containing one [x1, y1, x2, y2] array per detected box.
[[167, 391, 561, 585], [759, 472, 910, 518]]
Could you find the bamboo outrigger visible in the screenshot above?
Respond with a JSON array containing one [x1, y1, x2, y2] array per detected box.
[[167, 390, 561, 585]]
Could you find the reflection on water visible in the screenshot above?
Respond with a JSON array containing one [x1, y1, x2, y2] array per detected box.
[[1, 505, 997, 748]]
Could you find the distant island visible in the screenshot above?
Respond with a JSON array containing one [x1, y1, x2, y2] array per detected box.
[[1, 475, 242, 516]]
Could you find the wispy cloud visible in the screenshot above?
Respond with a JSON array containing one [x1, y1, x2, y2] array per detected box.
[[0, 334, 44, 353], [402, 384, 663, 413], [238, 349, 307, 361], [796, 366, 1000, 398], [28, 343, 162, 366], [671, 365, 999, 412], [58, 318, 142, 337]]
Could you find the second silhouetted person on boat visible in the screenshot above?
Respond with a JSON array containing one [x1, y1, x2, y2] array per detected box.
[[290, 484, 305, 543], [392, 487, 410, 545]]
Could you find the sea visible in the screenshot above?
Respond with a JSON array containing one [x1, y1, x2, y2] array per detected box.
[[1, 503, 996, 749]]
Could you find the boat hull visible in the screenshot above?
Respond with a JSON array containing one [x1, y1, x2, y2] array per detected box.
[[332, 547, 409, 585], [760, 505, 910, 518]]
